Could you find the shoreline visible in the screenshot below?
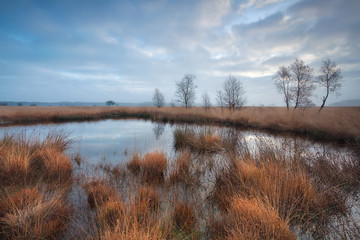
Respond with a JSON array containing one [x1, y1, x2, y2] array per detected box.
[[0, 106, 359, 143]]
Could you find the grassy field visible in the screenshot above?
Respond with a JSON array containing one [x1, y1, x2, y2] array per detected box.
[[0, 106, 359, 142]]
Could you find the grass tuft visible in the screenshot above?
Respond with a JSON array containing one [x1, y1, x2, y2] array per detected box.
[[141, 151, 168, 184], [127, 153, 142, 175], [173, 202, 196, 233], [227, 197, 296, 240], [137, 186, 160, 211], [83, 179, 117, 209], [0, 187, 71, 240]]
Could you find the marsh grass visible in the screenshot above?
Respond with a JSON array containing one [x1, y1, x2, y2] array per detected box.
[[0, 187, 72, 240], [173, 202, 197, 233], [83, 179, 117, 209], [127, 151, 168, 184], [137, 186, 161, 211], [1, 106, 359, 141], [141, 151, 168, 184], [223, 197, 296, 240], [173, 128, 222, 152], [76, 126, 360, 240], [0, 131, 73, 239], [1, 122, 359, 239], [0, 132, 72, 186], [169, 150, 192, 185]]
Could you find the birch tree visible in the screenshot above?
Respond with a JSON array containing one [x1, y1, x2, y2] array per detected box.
[[317, 58, 342, 112]]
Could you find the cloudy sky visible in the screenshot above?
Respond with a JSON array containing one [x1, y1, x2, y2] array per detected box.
[[0, 0, 359, 106]]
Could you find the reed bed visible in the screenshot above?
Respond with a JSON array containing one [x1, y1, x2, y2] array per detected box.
[[1, 106, 359, 142], [73, 130, 360, 240], [1, 124, 359, 239], [0, 132, 73, 239]]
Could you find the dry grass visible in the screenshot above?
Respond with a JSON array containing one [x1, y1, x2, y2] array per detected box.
[[137, 186, 160, 211], [70, 136, 358, 239], [98, 199, 125, 231], [173, 202, 197, 233], [127, 151, 168, 184], [0, 132, 72, 186], [83, 179, 117, 209], [1, 106, 359, 141], [1, 108, 359, 239], [100, 214, 167, 240], [141, 151, 168, 184], [214, 197, 296, 240], [211, 153, 350, 238], [173, 128, 222, 152], [169, 150, 192, 185], [0, 187, 71, 240], [127, 153, 142, 175]]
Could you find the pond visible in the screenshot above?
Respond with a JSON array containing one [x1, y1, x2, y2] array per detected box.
[[0, 118, 353, 166]]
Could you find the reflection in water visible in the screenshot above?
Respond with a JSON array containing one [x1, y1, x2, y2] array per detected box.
[[0, 119, 354, 167], [152, 123, 165, 140]]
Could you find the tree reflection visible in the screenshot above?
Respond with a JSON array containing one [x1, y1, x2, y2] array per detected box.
[[152, 123, 165, 140]]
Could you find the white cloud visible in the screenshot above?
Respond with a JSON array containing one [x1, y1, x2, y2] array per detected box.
[[197, 0, 231, 28]]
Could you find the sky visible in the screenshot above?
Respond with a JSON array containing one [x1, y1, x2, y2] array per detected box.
[[0, 0, 359, 106]]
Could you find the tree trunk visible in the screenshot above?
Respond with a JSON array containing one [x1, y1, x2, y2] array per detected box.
[[319, 93, 328, 113]]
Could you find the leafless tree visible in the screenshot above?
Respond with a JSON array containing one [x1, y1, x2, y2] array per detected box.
[[273, 66, 292, 110], [317, 58, 342, 112], [152, 88, 165, 108], [175, 74, 197, 108], [222, 76, 246, 111], [289, 58, 315, 109], [202, 91, 211, 112], [216, 90, 225, 115]]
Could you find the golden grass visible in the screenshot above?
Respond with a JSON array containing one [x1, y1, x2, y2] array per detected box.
[[0, 132, 72, 186], [173, 202, 197, 233], [1, 106, 359, 141], [173, 128, 222, 152], [127, 153, 142, 175], [211, 153, 349, 238], [127, 151, 168, 184], [137, 186, 160, 211], [1, 114, 359, 239], [98, 199, 125, 231], [223, 197, 296, 240], [83, 179, 117, 209], [0, 187, 71, 240], [169, 150, 192, 185], [141, 151, 168, 184]]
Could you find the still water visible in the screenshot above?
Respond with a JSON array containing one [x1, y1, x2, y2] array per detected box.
[[0, 118, 353, 166]]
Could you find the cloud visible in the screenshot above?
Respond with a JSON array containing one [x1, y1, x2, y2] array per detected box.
[[0, 0, 359, 105]]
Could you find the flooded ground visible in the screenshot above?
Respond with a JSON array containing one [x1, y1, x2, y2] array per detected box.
[[0, 119, 359, 239]]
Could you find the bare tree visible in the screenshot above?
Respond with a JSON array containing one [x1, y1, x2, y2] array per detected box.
[[317, 58, 342, 112], [222, 76, 246, 111], [175, 74, 197, 108], [273, 66, 292, 110], [152, 88, 165, 108], [216, 90, 225, 115], [289, 58, 315, 109], [202, 91, 211, 112]]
